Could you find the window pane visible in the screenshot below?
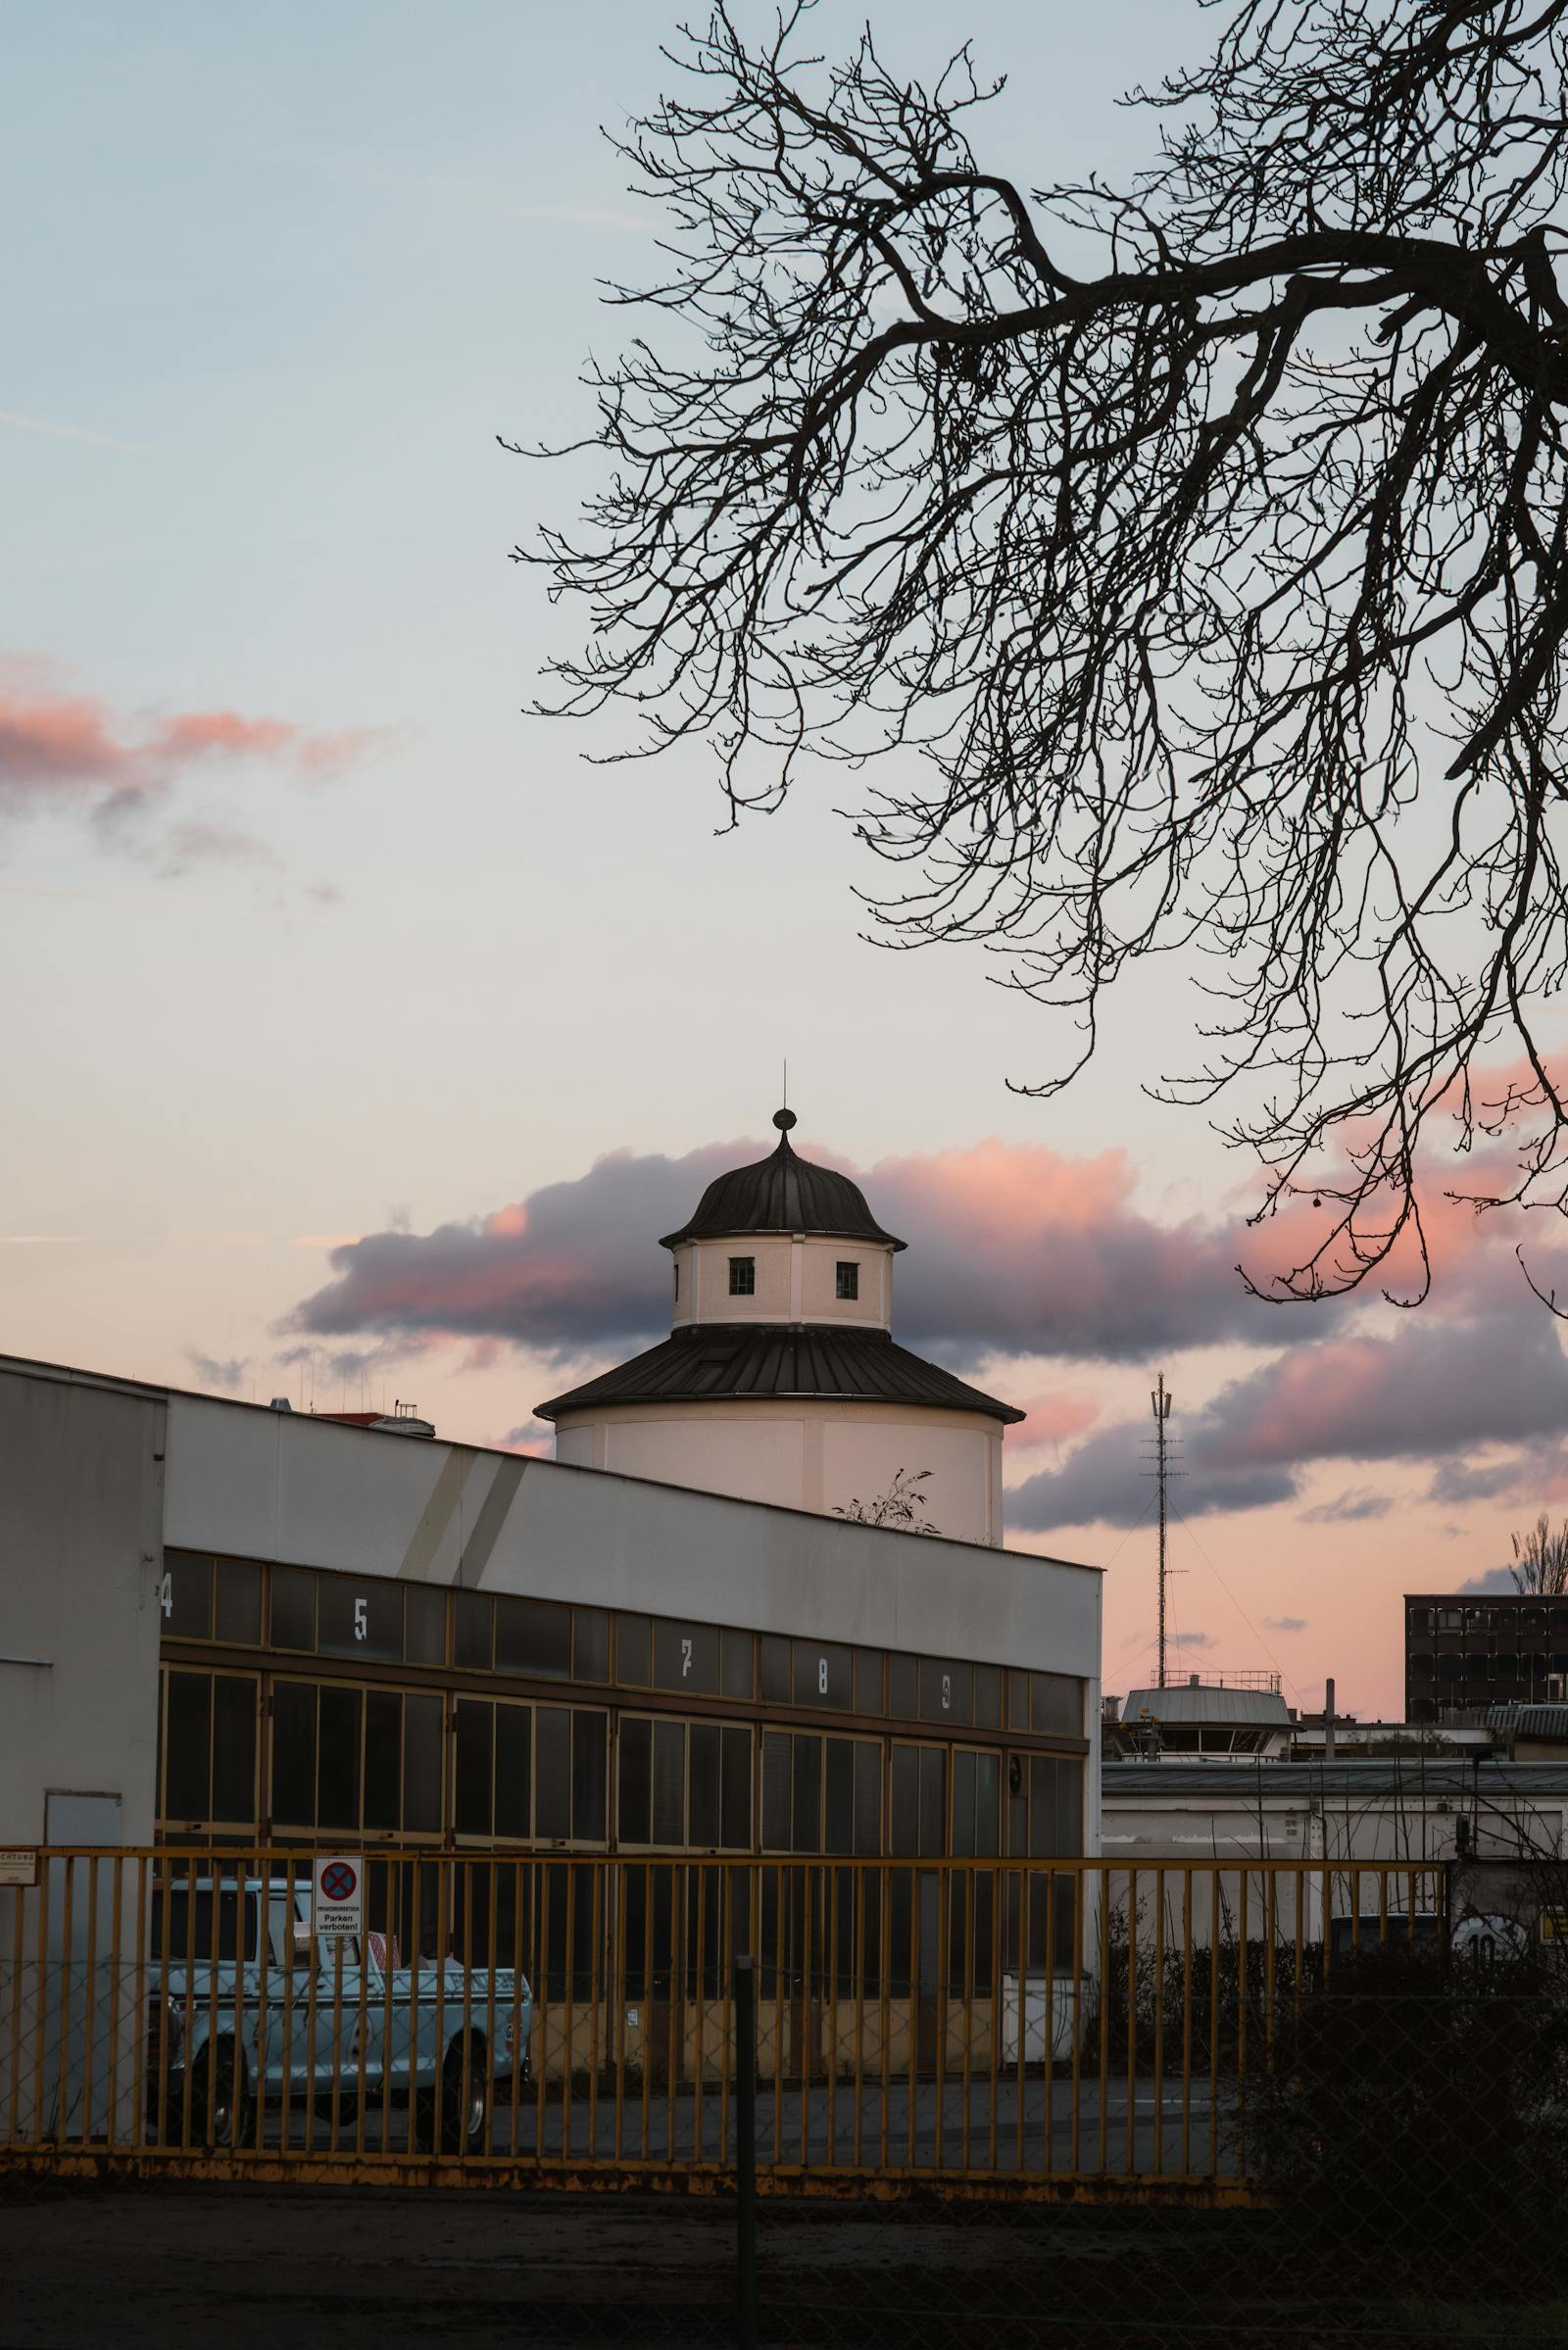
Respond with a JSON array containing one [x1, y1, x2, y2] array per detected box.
[[455, 1700, 494, 1836], [364, 1690, 401, 1832], [616, 1614, 652, 1688], [854, 1649, 884, 1715], [535, 1706, 571, 1839], [1028, 1757, 1058, 1857], [888, 1655, 917, 1720], [1006, 1669, 1029, 1731], [728, 1256, 755, 1296], [318, 1575, 403, 1661], [161, 1554, 213, 1640], [214, 1560, 262, 1646], [454, 1591, 494, 1671], [402, 1693, 443, 1833], [1056, 1761, 1083, 1858], [890, 1746, 918, 1857], [759, 1636, 790, 1705], [835, 1261, 858, 1300], [572, 1710, 608, 1841], [497, 1596, 571, 1680], [720, 1632, 754, 1701], [1031, 1673, 1082, 1737], [270, 1564, 316, 1651], [951, 1750, 976, 1858], [795, 1642, 853, 1710], [404, 1584, 447, 1666], [574, 1608, 611, 1685], [791, 1735, 822, 1854], [652, 1721, 686, 1845], [761, 1731, 791, 1850], [618, 1718, 652, 1844], [973, 1666, 1003, 1730], [824, 1738, 854, 1855], [318, 1687, 363, 1832], [655, 1619, 720, 1696], [918, 1748, 946, 1857], [496, 1702, 533, 1839], [164, 1671, 212, 1819], [973, 1753, 1000, 1856], [721, 1727, 753, 1850], [688, 1724, 720, 1847], [919, 1658, 970, 1725], [270, 1681, 317, 1827], [846, 1742, 877, 1855]]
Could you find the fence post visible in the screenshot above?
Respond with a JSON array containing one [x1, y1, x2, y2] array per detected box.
[[735, 1951, 758, 2350]]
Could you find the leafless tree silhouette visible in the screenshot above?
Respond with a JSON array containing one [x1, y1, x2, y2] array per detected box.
[[1510, 1508, 1568, 1591], [520, 0, 1568, 1309]]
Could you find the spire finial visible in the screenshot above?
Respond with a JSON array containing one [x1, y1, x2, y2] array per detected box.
[[772, 1106, 797, 1132]]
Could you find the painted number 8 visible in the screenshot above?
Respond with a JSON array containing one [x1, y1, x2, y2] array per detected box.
[[818, 1657, 829, 1695]]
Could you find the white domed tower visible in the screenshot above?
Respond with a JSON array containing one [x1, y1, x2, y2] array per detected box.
[[536, 1110, 1021, 1544]]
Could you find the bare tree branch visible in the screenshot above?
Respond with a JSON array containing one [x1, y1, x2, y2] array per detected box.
[[519, 0, 1568, 1307]]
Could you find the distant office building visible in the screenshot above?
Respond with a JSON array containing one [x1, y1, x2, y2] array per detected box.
[[1404, 1591, 1568, 1722]]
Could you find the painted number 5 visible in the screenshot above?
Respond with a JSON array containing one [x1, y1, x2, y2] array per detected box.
[[354, 1596, 368, 1642]]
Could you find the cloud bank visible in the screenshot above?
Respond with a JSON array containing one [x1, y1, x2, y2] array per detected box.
[[292, 1134, 1334, 1366]]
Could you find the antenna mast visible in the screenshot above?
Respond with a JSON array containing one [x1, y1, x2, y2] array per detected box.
[[1152, 1374, 1173, 1689]]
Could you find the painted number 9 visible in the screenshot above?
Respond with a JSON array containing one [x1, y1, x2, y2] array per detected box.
[[942, 1674, 952, 1711]]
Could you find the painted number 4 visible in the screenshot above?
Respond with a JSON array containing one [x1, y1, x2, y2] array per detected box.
[[158, 1573, 172, 1619]]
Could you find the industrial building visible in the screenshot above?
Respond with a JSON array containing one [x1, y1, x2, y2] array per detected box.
[[0, 1350, 1098, 1865], [1404, 1590, 1568, 1721]]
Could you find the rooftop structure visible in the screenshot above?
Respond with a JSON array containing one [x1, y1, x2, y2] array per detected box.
[[538, 1109, 1022, 1543]]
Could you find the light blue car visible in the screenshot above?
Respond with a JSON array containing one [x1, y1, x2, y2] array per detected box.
[[145, 1877, 532, 2155]]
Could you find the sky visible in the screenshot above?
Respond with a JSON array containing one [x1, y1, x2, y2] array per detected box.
[[1, 0, 1559, 1722]]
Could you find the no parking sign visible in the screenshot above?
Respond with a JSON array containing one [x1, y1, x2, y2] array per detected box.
[[313, 1854, 364, 1941]]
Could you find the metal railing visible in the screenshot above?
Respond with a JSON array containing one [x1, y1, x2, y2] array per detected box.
[[0, 1850, 1451, 2200]]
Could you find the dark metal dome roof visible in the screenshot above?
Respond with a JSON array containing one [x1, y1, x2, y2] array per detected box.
[[659, 1113, 906, 1251], [536, 1323, 1020, 1423]]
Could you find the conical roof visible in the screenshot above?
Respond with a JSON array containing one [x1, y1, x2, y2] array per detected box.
[[659, 1111, 906, 1252]]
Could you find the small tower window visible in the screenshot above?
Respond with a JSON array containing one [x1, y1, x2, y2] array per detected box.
[[729, 1256, 756, 1296], [673, 1262, 680, 1301], [836, 1261, 859, 1301]]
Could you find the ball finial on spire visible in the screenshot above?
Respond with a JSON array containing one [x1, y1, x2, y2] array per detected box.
[[773, 1107, 797, 1132]]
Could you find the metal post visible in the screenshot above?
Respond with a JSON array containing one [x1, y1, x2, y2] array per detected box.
[[1324, 1677, 1336, 1765], [735, 1952, 758, 2350]]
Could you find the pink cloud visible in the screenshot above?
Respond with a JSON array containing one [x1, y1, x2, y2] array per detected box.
[[0, 660, 388, 835], [1006, 1388, 1102, 1452]]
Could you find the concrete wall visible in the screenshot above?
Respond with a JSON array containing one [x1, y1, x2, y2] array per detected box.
[[162, 1391, 1094, 1683], [0, 1364, 166, 1846], [551, 1396, 1003, 1545]]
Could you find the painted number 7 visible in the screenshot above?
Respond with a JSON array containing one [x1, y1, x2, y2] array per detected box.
[[681, 1637, 693, 1678]]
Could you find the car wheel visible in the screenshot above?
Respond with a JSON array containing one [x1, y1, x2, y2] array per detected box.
[[190, 2041, 252, 2150], [416, 2036, 488, 2155]]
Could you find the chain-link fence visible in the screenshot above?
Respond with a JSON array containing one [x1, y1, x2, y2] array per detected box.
[[4, 1850, 1567, 2343]]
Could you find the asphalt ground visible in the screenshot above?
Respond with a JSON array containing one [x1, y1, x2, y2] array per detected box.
[[0, 2179, 1549, 2350]]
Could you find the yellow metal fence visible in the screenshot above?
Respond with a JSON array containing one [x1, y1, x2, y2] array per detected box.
[[0, 1851, 1448, 2201]]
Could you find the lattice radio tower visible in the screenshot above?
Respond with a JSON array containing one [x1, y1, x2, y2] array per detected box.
[[1152, 1374, 1173, 1690]]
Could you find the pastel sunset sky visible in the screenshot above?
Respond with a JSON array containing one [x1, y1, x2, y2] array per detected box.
[[4, 0, 1560, 1721]]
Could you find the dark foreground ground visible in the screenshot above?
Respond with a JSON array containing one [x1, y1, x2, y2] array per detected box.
[[1, 2179, 1563, 2350]]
